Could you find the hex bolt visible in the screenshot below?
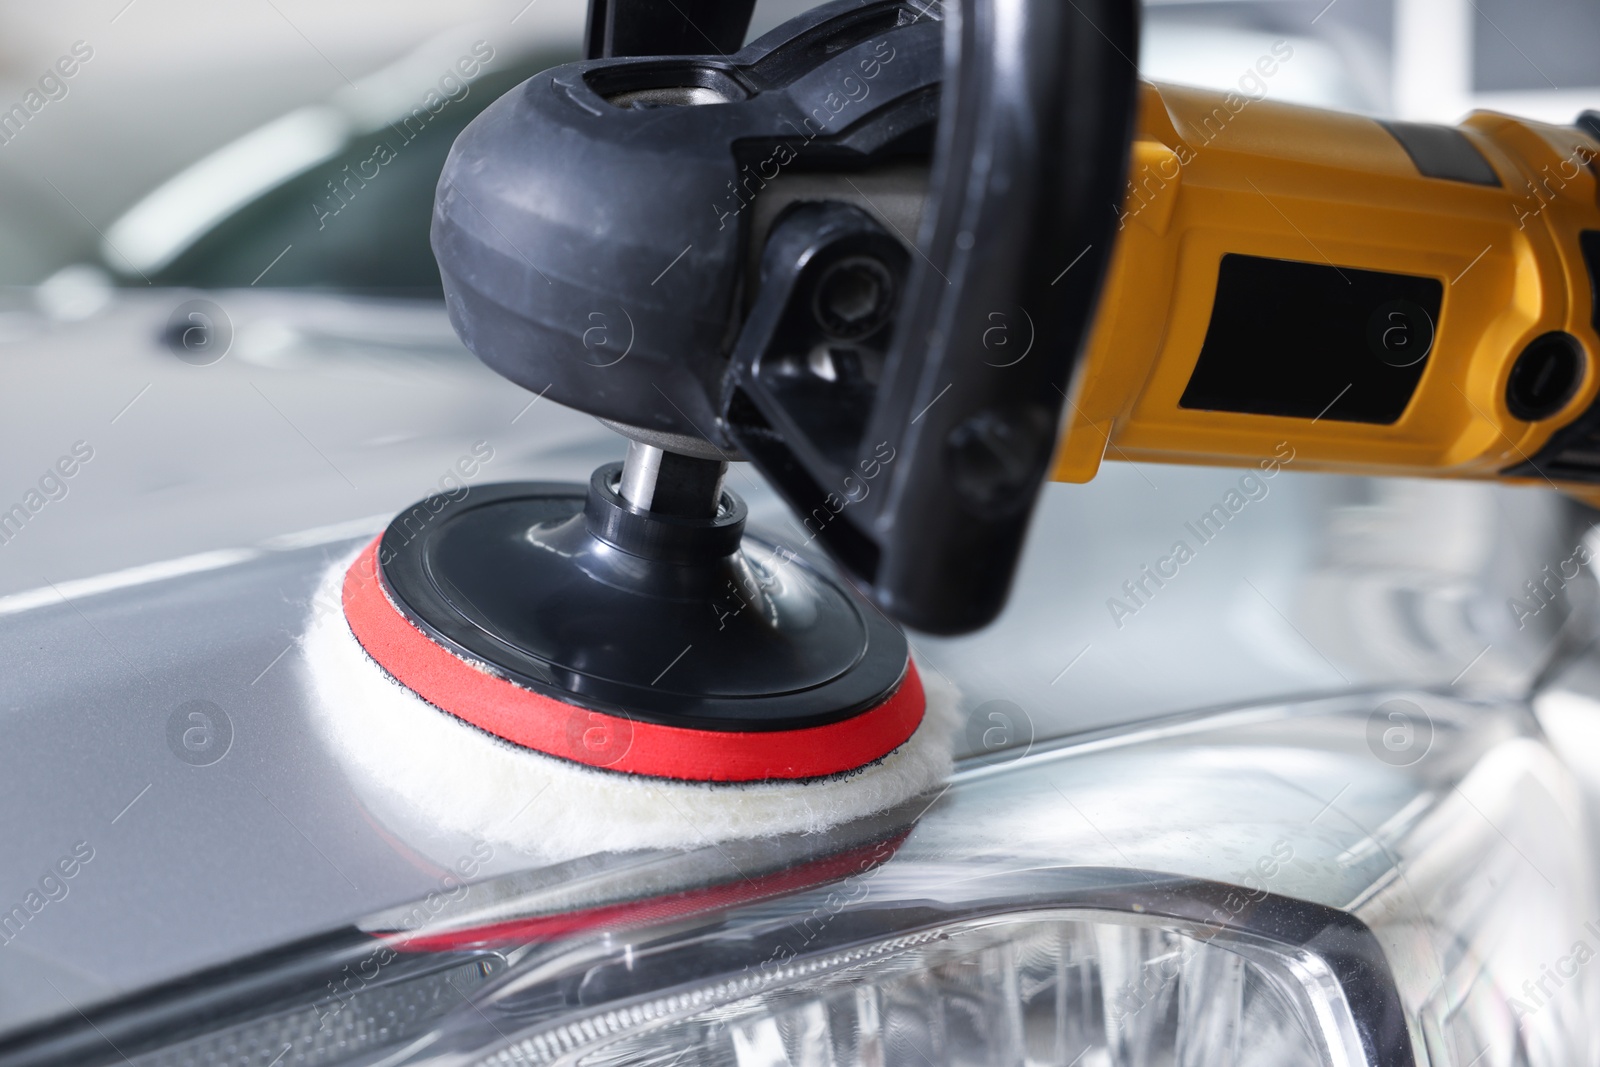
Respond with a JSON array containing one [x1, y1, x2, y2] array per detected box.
[[812, 255, 895, 342]]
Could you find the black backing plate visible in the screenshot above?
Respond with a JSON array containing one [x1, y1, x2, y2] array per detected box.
[[374, 481, 909, 732]]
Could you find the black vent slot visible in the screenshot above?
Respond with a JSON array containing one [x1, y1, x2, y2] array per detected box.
[[1181, 254, 1443, 425]]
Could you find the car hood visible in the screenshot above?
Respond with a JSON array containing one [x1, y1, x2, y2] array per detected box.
[[0, 287, 1586, 1039]]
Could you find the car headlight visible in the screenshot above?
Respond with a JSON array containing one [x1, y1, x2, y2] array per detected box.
[[481, 909, 1373, 1067], [3, 688, 1591, 1067]]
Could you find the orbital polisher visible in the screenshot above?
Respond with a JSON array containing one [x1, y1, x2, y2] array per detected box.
[[320, 0, 1600, 817]]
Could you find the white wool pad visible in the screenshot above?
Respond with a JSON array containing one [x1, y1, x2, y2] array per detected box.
[[300, 548, 958, 863]]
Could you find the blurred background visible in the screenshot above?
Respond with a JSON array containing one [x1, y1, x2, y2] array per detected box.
[[0, 0, 1594, 287]]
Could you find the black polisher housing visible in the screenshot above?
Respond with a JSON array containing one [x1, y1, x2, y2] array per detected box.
[[430, 1, 940, 447]]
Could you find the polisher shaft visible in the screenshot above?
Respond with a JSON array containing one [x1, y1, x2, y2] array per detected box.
[[619, 442, 727, 519]]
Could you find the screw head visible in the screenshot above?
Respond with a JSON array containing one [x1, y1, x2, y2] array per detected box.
[[812, 256, 894, 342], [943, 404, 1054, 516]]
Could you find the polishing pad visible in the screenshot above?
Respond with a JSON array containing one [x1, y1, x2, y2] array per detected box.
[[304, 545, 957, 860], [300, 477, 955, 859]]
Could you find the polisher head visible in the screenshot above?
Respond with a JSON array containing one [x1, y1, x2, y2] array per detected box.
[[339, 475, 925, 783]]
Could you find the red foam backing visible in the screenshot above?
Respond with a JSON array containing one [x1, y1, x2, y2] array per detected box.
[[340, 540, 925, 782]]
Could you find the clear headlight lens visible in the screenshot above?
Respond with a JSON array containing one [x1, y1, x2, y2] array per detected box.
[[492, 914, 1359, 1067]]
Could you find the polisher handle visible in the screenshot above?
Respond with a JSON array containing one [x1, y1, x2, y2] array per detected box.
[[583, 0, 756, 60], [854, 0, 1138, 632]]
